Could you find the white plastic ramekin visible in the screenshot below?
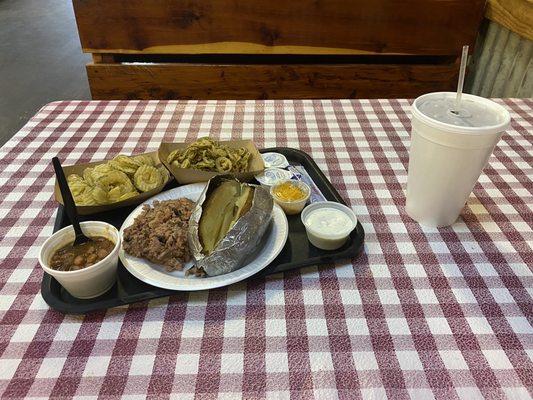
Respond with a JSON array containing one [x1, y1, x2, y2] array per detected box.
[[39, 221, 120, 299], [301, 201, 357, 250], [270, 180, 311, 215]]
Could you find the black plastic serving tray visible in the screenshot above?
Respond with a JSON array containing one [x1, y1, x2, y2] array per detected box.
[[41, 148, 365, 314]]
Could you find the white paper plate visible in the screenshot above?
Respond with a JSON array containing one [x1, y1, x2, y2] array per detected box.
[[119, 183, 288, 291]]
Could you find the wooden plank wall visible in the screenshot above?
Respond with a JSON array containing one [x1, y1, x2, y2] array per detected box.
[[87, 63, 459, 100], [73, 0, 485, 55], [485, 0, 532, 41], [72, 0, 487, 100]]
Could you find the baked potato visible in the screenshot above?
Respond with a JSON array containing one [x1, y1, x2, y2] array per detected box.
[[188, 175, 273, 276]]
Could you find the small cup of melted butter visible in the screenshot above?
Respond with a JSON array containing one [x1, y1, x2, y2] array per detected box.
[[270, 180, 311, 215], [39, 221, 120, 299]]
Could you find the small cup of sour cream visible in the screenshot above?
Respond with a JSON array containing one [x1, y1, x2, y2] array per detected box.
[[301, 201, 357, 250]]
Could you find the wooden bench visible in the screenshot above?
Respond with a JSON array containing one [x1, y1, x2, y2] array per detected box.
[[73, 0, 486, 100]]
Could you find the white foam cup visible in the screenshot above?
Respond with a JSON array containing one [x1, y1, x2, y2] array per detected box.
[[39, 221, 120, 299], [406, 92, 510, 227]]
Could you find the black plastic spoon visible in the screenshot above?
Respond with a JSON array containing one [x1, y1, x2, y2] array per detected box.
[[52, 157, 92, 246]]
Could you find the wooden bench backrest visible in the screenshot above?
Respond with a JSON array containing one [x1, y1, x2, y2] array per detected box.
[[73, 0, 487, 100], [74, 0, 486, 55]]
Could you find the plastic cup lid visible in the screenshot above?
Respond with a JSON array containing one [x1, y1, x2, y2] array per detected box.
[[413, 92, 510, 134]]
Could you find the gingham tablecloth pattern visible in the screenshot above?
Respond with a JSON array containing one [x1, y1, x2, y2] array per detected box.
[[0, 99, 531, 400]]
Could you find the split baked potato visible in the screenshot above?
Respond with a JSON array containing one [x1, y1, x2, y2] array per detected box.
[[188, 175, 273, 276]]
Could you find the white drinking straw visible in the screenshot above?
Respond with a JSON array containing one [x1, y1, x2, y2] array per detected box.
[[454, 45, 469, 113]]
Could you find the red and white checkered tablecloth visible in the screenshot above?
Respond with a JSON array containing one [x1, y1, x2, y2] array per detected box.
[[0, 99, 531, 399]]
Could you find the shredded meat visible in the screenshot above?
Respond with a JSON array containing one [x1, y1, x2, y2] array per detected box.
[[123, 198, 194, 271], [185, 265, 206, 278]]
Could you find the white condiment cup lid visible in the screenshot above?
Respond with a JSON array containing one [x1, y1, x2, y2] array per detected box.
[[261, 152, 290, 169], [255, 168, 293, 187]]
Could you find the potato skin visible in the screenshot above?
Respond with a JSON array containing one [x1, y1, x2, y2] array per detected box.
[[188, 175, 273, 276]]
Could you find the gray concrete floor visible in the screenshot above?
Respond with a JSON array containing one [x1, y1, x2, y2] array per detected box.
[[0, 0, 91, 147]]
